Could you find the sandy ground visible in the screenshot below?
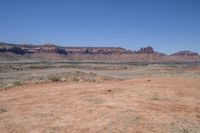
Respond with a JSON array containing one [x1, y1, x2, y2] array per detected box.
[[0, 77, 200, 133]]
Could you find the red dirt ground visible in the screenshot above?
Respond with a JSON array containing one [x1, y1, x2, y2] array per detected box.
[[0, 77, 200, 133]]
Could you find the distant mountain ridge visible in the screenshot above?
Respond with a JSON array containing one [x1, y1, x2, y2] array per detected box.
[[0, 42, 199, 62]]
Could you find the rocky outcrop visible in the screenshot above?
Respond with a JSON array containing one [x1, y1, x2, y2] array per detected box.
[[137, 46, 155, 54], [136, 46, 166, 56], [33, 44, 67, 55], [171, 51, 199, 56], [0, 47, 26, 54], [0, 43, 127, 55], [64, 47, 127, 54], [0, 42, 199, 62]]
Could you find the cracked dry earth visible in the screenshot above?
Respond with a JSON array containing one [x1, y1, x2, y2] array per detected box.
[[0, 77, 200, 133]]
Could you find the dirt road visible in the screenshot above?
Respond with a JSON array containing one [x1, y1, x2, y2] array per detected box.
[[0, 77, 200, 133]]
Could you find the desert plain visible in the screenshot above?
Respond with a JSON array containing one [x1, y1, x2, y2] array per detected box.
[[0, 61, 200, 133]]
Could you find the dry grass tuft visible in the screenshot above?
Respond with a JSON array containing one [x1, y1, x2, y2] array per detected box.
[[48, 76, 61, 82], [12, 81, 22, 86], [0, 107, 7, 114]]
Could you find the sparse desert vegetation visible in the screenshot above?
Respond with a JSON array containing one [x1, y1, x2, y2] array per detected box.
[[0, 61, 200, 133], [1, 61, 200, 89]]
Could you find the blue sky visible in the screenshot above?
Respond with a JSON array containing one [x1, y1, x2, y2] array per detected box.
[[0, 0, 200, 54]]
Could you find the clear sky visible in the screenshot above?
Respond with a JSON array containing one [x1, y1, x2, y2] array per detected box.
[[0, 0, 200, 54]]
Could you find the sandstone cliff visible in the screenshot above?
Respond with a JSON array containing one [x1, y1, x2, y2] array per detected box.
[[0, 42, 199, 62]]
